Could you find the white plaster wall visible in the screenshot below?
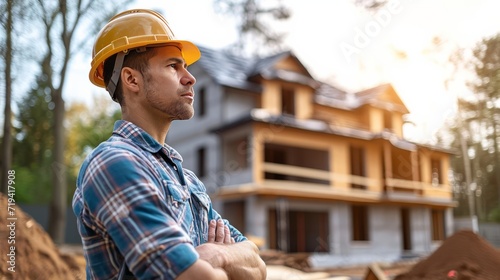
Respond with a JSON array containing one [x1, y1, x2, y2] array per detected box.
[[330, 202, 350, 256], [368, 205, 402, 255], [245, 196, 267, 239], [223, 89, 257, 121], [168, 69, 227, 193], [410, 207, 432, 255]]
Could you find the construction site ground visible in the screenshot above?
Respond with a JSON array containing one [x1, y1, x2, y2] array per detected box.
[[59, 244, 416, 280], [2, 193, 499, 280]]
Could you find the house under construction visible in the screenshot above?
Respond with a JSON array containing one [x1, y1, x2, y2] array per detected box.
[[169, 45, 456, 267]]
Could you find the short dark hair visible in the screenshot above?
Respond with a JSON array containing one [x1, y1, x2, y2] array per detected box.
[[103, 48, 158, 105]]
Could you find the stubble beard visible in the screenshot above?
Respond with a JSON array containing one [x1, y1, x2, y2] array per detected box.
[[145, 86, 194, 121]]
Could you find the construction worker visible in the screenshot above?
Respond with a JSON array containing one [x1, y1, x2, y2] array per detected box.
[[72, 9, 266, 280]]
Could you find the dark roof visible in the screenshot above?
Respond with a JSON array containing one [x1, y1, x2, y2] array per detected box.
[[315, 83, 350, 108], [196, 45, 319, 92], [197, 45, 262, 92], [248, 50, 293, 77], [196, 46, 408, 114], [316, 83, 409, 114]]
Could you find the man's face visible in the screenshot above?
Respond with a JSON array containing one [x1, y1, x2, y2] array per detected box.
[[141, 45, 197, 121]]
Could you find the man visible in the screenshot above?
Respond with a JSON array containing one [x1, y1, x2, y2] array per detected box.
[[72, 9, 266, 279]]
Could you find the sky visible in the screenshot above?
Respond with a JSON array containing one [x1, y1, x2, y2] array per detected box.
[[65, 0, 500, 143]]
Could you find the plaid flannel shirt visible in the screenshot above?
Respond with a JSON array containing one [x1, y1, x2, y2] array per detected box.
[[72, 120, 246, 279]]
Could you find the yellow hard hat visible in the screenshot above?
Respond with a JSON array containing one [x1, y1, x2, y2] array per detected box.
[[89, 9, 201, 88]]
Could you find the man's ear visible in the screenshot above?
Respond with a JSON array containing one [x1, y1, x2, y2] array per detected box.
[[121, 67, 140, 93]]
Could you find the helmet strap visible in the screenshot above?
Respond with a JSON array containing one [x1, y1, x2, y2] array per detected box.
[[106, 51, 126, 101]]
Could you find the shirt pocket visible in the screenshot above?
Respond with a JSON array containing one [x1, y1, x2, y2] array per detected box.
[[190, 191, 211, 242], [165, 182, 189, 222]]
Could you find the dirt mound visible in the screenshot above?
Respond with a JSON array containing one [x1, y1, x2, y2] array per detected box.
[[0, 193, 84, 279], [394, 229, 500, 280]]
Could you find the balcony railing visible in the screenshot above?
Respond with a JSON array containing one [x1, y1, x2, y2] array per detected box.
[[385, 178, 451, 198], [263, 162, 330, 181], [261, 162, 452, 199]]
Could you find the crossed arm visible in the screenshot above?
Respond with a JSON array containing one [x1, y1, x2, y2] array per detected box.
[[177, 219, 267, 280]]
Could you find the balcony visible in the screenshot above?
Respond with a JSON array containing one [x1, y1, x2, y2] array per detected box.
[[257, 161, 454, 206], [219, 136, 454, 206]]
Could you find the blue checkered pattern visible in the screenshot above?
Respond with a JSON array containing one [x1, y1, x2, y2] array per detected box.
[[72, 120, 246, 279]]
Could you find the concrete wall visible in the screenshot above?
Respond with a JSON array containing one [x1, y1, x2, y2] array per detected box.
[[369, 205, 401, 256], [410, 207, 432, 254], [269, 202, 438, 268], [168, 71, 223, 192], [223, 88, 258, 121], [230, 197, 437, 268]]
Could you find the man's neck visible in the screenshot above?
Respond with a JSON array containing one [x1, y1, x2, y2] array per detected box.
[[122, 112, 171, 144]]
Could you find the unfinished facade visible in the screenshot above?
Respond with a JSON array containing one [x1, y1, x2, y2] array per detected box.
[[169, 46, 456, 267]]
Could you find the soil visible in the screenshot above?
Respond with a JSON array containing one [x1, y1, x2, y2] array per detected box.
[[0, 193, 85, 280], [394, 229, 500, 280]]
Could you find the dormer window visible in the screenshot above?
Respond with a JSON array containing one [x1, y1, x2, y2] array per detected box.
[[383, 111, 393, 131], [281, 87, 295, 116]]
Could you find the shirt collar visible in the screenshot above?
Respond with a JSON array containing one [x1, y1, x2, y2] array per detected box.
[[112, 120, 184, 162]]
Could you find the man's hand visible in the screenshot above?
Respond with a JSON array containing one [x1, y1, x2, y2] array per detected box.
[[197, 219, 234, 268], [208, 219, 235, 244], [196, 220, 267, 280]]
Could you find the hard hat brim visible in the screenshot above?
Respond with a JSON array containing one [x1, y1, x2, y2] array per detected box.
[[89, 39, 200, 88]]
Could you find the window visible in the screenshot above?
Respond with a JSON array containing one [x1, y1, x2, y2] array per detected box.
[[223, 201, 246, 234], [197, 147, 206, 177], [227, 137, 248, 169], [383, 111, 393, 131], [281, 87, 295, 115], [401, 208, 412, 250], [431, 209, 445, 241], [197, 87, 206, 117], [264, 143, 330, 184], [350, 146, 366, 189], [351, 205, 369, 241], [431, 158, 442, 186], [268, 209, 329, 253]]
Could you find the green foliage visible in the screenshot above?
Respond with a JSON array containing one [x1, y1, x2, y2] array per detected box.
[[65, 95, 121, 194], [12, 75, 54, 203], [488, 207, 500, 223], [12, 74, 121, 204], [14, 75, 54, 167], [471, 34, 500, 99], [12, 165, 52, 203], [444, 33, 500, 220]]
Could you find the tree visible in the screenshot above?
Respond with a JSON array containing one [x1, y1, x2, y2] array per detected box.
[[0, 0, 14, 195], [33, 0, 132, 244], [65, 95, 120, 190], [12, 74, 54, 203], [0, 0, 33, 195], [470, 33, 500, 193], [213, 0, 291, 56], [442, 33, 500, 222]]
